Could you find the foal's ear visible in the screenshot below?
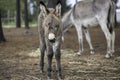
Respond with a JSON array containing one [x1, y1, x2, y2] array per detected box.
[[55, 1, 62, 17], [39, 1, 49, 17]]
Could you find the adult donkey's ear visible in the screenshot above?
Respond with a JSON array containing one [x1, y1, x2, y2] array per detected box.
[[39, 1, 49, 17], [55, 1, 62, 17]]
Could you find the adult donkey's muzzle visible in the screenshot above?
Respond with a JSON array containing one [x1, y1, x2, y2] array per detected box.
[[48, 33, 56, 43]]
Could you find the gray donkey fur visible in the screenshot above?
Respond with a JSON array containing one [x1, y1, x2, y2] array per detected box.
[[62, 0, 116, 58], [38, 1, 62, 80]]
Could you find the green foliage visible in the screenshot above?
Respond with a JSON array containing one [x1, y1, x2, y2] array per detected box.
[[0, 0, 16, 11], [0, 0, 70, 27], [0, 0, 16, 18]]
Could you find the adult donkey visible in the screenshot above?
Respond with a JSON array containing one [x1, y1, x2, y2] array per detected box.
[[62, 0, 116, 58], [38, 1, 62, 80]]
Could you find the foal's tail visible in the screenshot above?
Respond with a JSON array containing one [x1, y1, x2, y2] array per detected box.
[[108, 1, 116, 33]]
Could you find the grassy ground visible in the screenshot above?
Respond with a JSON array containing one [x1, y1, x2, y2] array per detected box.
[[2, 21, 37, 28], [0, 26, 120, 80]]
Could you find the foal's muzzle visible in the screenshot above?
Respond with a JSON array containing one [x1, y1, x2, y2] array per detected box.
[[49, 38, 56, 43], [48, 33, 56, 43]]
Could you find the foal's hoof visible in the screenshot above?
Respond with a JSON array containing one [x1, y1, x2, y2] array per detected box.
[[57, 74, 62, 80], [47, 77, 52, 80], [58, 77, 62, 80], [47, 77, 51, 80], [40, 70, 44, 74]]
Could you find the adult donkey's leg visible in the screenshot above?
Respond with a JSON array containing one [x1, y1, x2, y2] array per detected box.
[[55, 47, 62, 80], [99, 21, 112, 58], [83, 28, 94, 54], [74, 24, 83, 55]]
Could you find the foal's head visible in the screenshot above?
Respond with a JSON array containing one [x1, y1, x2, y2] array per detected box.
[[40, 1, 62, 43]]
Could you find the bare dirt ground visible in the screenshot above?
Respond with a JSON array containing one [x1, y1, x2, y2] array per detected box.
[[0, 26, 120, 80]]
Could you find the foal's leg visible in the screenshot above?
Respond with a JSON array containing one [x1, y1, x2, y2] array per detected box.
[[99, 21, 112, 58], [74, 24, 83, 55], [46, 46, 53, 79], [40, 40, 46, 73], [55, 48, 62, 80], [83, 28, 94, 54]]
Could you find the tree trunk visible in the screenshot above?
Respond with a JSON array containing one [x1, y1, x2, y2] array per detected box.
[[0, 10, 6, 43], [47, 0, 62, 8], [47, 0, 57, 8], [47, 0, 67, 15], [16, 0, 21, 28], [24, 0, 29, 29]]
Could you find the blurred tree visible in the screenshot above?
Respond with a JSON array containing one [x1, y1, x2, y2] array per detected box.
[[27, 0, 48, 22], [16, 0, 21, 28], [24, 0, 29, 29], [23, 0, 69, 23], [0, 0, 16, 11], [0, 10, 6, 43], [47, 0, 59, 8], [0, 0, 12, 42], [0, 0, 16, 23], [47, 0, 69, 15]]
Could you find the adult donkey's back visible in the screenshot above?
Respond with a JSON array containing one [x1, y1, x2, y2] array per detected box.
[[38, 1, 62, 80], [62, 0, 116, 58]]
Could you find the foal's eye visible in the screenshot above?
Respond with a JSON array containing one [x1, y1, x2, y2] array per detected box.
[[48, 23, 51, 26], [55, 25, 58, 30], [45, 23, 50, 28], [46, 24, 50, 28]]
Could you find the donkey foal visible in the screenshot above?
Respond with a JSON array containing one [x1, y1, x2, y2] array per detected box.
[[38, 1, 62, 80]]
